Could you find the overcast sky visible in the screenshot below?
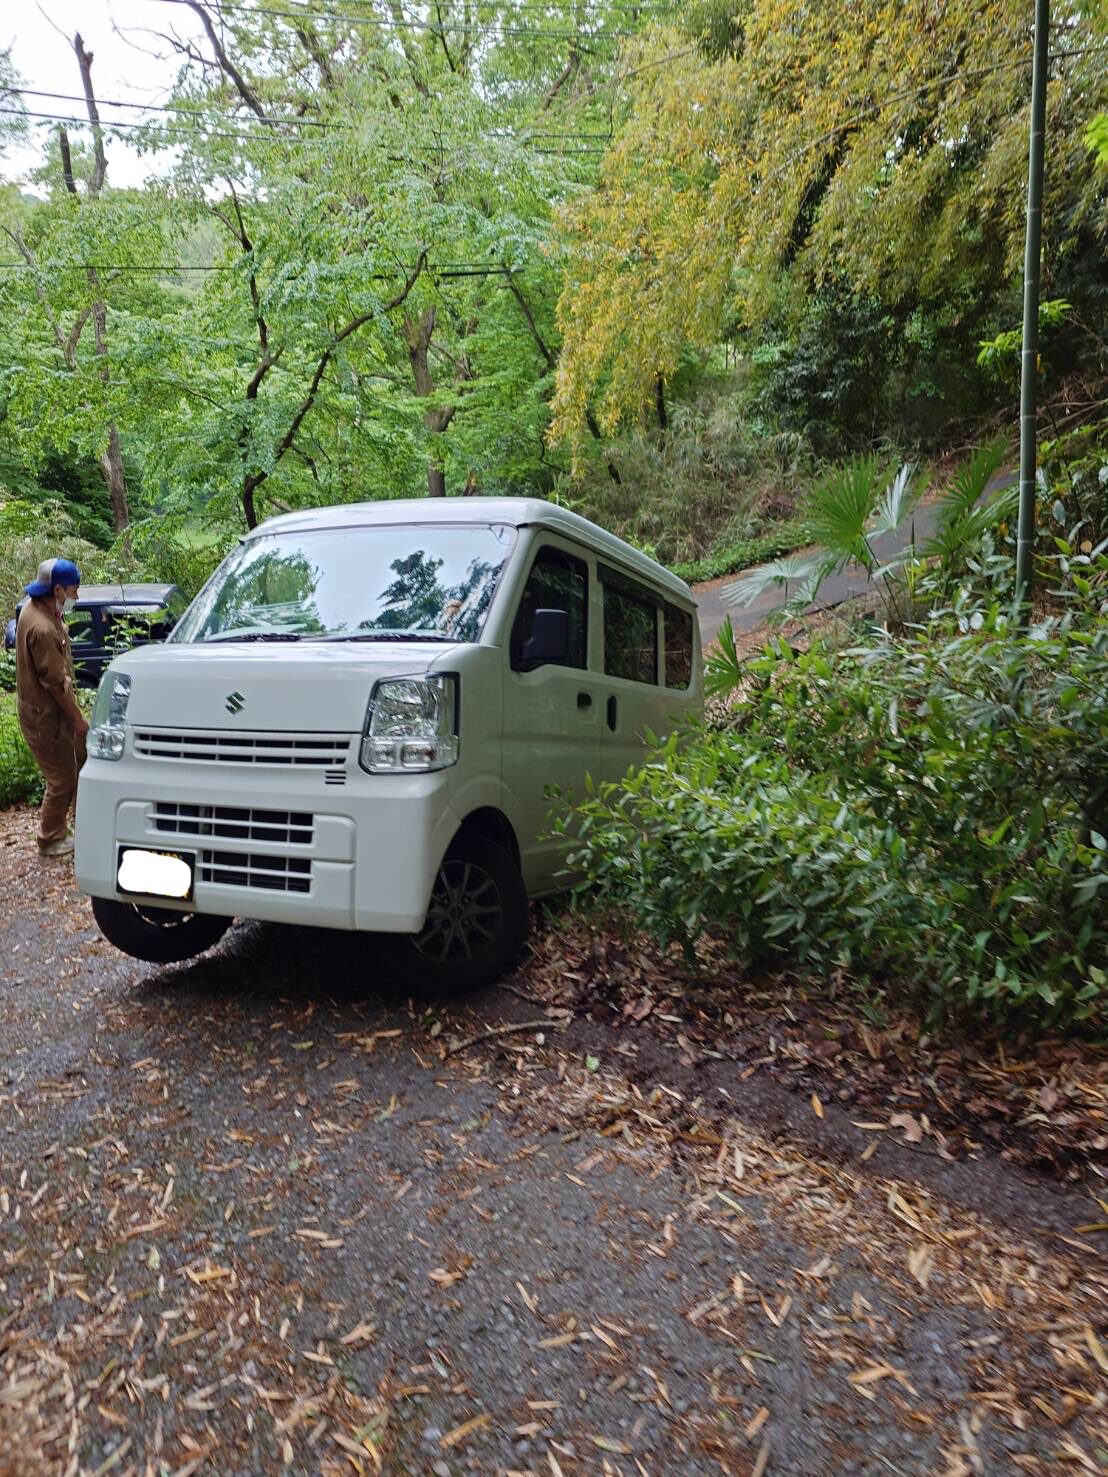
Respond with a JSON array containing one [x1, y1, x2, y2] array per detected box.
[[4, 0, 207, 188]]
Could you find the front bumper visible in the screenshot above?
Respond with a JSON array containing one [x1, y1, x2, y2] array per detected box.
[[74, 741, 460, 934]]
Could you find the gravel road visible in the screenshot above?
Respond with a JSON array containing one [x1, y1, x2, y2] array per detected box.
[[1, 805, 1106, 1476]]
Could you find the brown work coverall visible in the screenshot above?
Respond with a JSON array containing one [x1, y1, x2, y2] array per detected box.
[[15, 598, 87, 847]]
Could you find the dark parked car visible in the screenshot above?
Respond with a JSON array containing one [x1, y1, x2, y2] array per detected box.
[[4, 583, 188, 689]]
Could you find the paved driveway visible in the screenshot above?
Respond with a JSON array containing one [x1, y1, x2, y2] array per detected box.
[[694, 477, 1015, 647], [1, 803, 1104, 1476]]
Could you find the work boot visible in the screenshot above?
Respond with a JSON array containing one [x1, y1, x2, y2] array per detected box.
[[38, 835, 75, 857]]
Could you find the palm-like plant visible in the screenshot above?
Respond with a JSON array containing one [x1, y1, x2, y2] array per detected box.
[[723, 439, 1011, 624]]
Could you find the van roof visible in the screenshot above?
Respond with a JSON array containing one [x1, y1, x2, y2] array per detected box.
[[251, 497, 694, 604]]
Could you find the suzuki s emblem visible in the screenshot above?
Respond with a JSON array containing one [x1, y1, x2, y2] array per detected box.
[[225, 690, 246, 714]]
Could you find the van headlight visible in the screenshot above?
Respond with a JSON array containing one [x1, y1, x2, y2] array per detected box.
[[88, 671, 131, 760], [360, 675, 459, 773]]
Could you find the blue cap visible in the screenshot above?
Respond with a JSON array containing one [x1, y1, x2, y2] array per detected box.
[[25, 557, 82, 598]]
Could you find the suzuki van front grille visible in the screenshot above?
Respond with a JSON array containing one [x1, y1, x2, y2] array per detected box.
[[153, 803, 314, 847], [133, 728, 351, 768], [199, 849, 312, 894]]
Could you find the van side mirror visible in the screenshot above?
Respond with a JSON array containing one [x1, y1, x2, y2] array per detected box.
[[520, 608, 569, 669]]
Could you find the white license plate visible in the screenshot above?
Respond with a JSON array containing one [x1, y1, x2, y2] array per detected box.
[[117, 847, 195, 901]]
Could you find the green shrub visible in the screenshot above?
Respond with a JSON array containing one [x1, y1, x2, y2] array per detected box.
[[670, 517, 816, 583], [0, 694, 43, 809], [564, 375, 817, 566], [568, 574, 1108, 1032], [0, 495, 103, 630], [102, 514, 237, 599]]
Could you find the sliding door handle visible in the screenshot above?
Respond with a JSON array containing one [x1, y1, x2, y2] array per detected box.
[[606, 696, 618, 732]]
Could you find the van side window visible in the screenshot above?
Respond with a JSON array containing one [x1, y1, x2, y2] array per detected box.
[[600, 565, 658, 685], [510, 547, 588, 671], [664, 603, 694, 689]]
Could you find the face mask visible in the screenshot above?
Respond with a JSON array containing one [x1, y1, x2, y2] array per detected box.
[[63, 598, 76, 614]]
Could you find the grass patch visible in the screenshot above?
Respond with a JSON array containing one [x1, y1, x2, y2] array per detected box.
[[0, 692, 43, 809], [670, 517, 816, 584]]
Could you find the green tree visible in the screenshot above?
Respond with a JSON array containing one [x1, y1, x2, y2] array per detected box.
[[136, 1, 642, 527], [550, 0, 1108, 457]]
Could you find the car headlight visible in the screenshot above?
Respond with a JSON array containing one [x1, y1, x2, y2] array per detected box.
[[360, 675, 458, 773], [88, 671, 131, 761]]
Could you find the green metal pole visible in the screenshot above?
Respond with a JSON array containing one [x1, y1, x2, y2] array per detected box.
[[1015, 0, 1050, 620]]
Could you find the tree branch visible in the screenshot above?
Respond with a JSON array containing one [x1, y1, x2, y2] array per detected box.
[[183, 0, 268, 120], [431, 1, 458, 73], [57, 126, 78, 196], [241, 251, 428, 524], [541, 44, 580, 112], [506, 273, 555, 369], [72, 34, 108, 196], [292, 22, 335, 89], [1, 226, 67, 359]]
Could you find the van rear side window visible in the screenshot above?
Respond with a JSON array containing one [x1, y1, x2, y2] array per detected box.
[[664, 603, 694, 689], [600, 565, 658, 685]]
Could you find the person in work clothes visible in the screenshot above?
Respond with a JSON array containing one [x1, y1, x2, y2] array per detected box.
[[15, 558, 90, 857]]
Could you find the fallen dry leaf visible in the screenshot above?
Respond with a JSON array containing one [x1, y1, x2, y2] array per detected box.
[[888, 1112, 924, 1144], [440, 1413, 492, 1448], [746, 1406, 769, 1439], [588, 1434, 632, 1455]]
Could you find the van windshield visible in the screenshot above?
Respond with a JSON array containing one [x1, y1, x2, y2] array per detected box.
[[172, 523, 516, 645]]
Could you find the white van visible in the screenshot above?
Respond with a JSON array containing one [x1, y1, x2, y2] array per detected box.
[[75, 498, 702, 991]]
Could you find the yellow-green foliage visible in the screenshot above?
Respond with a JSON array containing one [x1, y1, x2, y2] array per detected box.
[[550, 1, 1107, 460]]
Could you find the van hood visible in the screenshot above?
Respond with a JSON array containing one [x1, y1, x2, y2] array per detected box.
[[111, 640, 451, 732]]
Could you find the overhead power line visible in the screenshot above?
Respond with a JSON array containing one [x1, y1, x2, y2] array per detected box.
[[149, 0, 638, 40], [9, 89, 614, 141], [0, 105, 325, 143], [0, 106, 608, 156], [11, 88, 338, 128], [0, 260, 516, 276]]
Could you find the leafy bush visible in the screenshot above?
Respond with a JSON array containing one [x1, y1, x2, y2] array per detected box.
[[1040, 422, 1108, 551], [567, 375, 817, 566], [723, 441, 1013, 621], [569, 567, 1108, 1032], [745, 285, 996, 456], [0, 693, 43, 809], [670, 517, 816, 583], [0, 495, 104, 631], [104, 514, 237, 599]]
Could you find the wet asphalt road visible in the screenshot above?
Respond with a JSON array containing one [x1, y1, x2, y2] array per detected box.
[[2, 821, 1105, 1476]]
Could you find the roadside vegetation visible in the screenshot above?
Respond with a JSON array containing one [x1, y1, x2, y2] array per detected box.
[[570, 432, 1108, 1033], [0, 2, 1105, 1032]]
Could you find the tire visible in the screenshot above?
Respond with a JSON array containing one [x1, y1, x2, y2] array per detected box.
[[382, 835, 528, 996], [91, 896, 232, 965]]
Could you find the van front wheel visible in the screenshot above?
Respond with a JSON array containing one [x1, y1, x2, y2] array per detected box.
[[91, 896, 232, 964], [385, 836, 527, 995]]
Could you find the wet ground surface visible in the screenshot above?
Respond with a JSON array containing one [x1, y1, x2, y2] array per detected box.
[[1, 807, 1107, 1476], [692, 475, 1017, 647]]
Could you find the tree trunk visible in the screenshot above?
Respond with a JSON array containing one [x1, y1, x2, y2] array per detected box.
[[89, 298, 129, 533], [100, 424, 130, 534], [403, 306, 456, 497], [242, 474, 260, 530], [70, 41, 130, 534], [427, 464, 448, 498]]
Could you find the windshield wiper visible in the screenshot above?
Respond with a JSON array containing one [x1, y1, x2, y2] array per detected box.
[[206, 630, 303, 643], [322, 631, 453, 643]]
